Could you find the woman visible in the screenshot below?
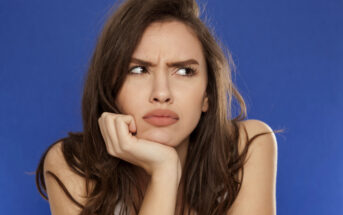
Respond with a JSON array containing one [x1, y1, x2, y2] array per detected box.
[[36, 0, 279, 214]]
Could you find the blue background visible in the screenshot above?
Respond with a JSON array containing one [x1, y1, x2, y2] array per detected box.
[[1, 0, 342, 214]]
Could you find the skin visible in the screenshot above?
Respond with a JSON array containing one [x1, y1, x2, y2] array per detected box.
[[115, 20, 209, 170], [42, 20, 277, 215], [96, 20, 210, 214]]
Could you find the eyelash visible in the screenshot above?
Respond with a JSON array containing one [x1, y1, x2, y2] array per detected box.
[[128, 65, 198, 77]]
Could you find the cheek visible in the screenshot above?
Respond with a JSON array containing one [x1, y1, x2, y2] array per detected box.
[[116, 82, 146, 114], [177, 90, 205, 127], [176, 85, 205, 109]]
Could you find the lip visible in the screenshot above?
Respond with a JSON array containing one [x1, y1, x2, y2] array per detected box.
[[143, 109, 179, 126]]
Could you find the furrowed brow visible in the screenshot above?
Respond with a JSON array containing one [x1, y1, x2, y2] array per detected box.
[[130, 58, 199, 67]]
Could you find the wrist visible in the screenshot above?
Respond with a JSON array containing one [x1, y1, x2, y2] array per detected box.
[[151, 161, 181, 184]]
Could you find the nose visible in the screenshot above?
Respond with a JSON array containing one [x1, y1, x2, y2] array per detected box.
[[149, 70, 173, 104]]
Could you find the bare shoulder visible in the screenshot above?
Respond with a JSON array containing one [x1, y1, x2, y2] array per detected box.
[[227, 119, 277, 215], [236, 119, 278, 158], [44, 141, 92, 214]]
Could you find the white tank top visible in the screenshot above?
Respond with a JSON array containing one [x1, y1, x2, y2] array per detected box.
[[114, 201, 125, 215]]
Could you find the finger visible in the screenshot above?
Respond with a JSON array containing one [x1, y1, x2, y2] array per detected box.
[[128, 117, 137, 135], [98, 113, 116, 155], [98, 114, 110, 145], [115, 115, 137, 152], [114, 115, 146, 167], [103, 113, 121, 155]]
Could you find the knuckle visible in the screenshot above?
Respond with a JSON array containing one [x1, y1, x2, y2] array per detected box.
[[101, 112, 107, 118], [104, 115, 114, 125], [102, 112, 113, 119], [114, 116, 121, 124], [125, 114, 132, 120]]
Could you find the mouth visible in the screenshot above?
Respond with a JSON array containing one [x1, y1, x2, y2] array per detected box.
[[143, 116, 178, 127]]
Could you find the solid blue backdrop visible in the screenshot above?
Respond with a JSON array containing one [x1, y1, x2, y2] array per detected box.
[[0, 0, 342, 214]]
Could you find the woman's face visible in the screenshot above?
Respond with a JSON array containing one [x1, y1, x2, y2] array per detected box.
[[115, 20, 208, 148]]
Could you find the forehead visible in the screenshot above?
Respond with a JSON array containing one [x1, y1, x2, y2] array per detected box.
[[132, 20, 205, 64]]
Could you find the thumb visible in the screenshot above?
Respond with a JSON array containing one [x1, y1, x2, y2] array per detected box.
[[127, 115, 137, 135]]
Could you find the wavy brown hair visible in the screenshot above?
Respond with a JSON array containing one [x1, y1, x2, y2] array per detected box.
[[36, 0, 281, 214]]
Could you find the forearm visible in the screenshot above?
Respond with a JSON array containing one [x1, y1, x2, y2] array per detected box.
[[138, 164, 181, 215]]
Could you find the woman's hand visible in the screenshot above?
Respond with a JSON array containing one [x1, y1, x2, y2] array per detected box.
[[98, 112, 181, 177]]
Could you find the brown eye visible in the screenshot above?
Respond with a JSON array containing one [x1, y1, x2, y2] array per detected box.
[[176, 67, 197, 77]]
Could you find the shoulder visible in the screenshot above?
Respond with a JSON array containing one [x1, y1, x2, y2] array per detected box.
[[236, 119, 278, 174], [227, 119, 277, 215], [237, 119, 277, 159], [44, 141, 92, 214], [44, 141, 81, 183]]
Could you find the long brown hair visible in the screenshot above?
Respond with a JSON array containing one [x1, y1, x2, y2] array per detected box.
[[36, 0, 281, 214]]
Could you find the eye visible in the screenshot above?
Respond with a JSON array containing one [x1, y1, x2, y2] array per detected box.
[[128, 65, 197, 77], [128, 66, 147, 75], [176, 66, 197, 77]]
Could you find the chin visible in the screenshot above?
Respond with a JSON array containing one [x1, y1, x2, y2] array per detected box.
[[145, 135, 172, 146], [138, 130, 176, 146]]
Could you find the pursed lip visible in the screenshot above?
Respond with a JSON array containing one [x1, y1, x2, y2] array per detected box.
[[143, 109, 179, 119], [143, 109, 179, 126]]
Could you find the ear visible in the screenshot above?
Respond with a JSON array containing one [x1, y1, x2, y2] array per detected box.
[[202, 93, 208, 112]]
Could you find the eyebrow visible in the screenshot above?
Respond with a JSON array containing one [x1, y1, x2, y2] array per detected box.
[[130, 57, 199, 68]]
